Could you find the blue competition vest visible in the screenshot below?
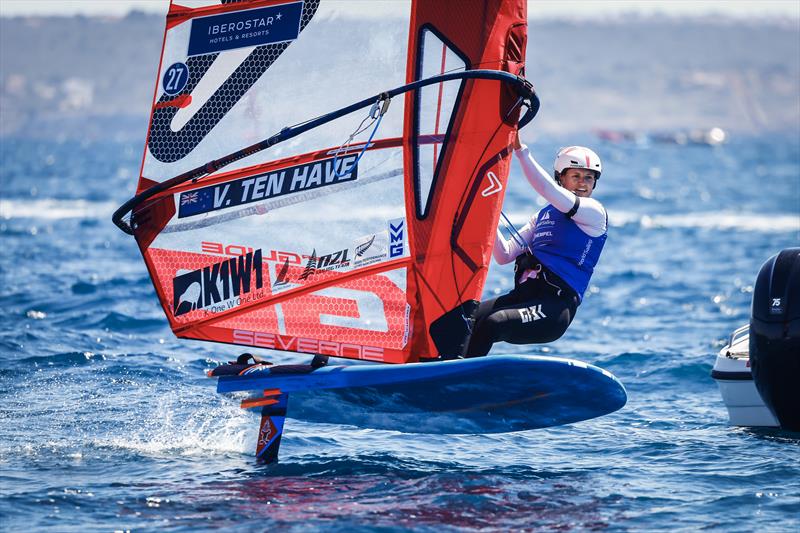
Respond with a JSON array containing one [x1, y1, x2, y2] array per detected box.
[[529, 204, 607, 300]]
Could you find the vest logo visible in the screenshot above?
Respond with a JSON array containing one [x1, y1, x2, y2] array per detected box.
[[173, 250, 263, 316], [578, 239, 593, 266], [389, 218, 404, 258], [537, 209, 555, 229], [519, 304, 547, 324]]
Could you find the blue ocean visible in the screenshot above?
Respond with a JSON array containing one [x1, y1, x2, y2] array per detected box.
[[1, 133, 798, 531]]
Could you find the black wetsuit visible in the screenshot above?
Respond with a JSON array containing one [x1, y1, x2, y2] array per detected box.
[[465, 259, 579, 357]]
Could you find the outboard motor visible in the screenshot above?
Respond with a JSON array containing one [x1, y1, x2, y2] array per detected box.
[[750, 248, 800, 431]]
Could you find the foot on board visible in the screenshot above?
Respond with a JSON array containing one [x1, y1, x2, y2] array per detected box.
[[207, 353, 273, 377]]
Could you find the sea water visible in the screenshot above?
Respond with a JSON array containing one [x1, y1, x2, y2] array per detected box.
[[1, 133, 798, 531]]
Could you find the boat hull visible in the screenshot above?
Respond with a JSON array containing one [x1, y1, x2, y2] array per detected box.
[[712, 327, 779, 427]]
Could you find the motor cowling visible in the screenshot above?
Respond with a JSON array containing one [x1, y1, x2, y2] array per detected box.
[[749, 247, 800, 431]]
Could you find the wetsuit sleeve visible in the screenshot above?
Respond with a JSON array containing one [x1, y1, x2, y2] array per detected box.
[[493, 219, 536, 265], [514, 144, 608, 238]]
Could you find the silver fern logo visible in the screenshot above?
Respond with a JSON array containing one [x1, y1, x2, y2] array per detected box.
[[353, 232, 389, 268], [355, 235, 376, 257]]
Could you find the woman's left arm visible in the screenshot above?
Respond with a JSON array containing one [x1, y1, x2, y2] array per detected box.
[[493, 227, 518, 265], [493, 218, 536, 265]]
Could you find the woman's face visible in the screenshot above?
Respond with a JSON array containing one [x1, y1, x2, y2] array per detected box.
[[560, 168, 597, 198]]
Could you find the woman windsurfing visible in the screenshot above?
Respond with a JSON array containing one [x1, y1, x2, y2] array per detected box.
[[465, 137, 608, 357]]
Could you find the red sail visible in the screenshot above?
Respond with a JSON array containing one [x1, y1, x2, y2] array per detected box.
[[130, 0, 529, 363]]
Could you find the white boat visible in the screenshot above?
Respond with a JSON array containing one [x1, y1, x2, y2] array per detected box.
[[711, 324, 779, 427]]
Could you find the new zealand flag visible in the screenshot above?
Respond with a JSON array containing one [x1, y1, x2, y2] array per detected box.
[[178, 189, 213, 218]]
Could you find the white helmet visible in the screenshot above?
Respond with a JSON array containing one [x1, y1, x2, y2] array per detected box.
[[554, 146, 602, 185]]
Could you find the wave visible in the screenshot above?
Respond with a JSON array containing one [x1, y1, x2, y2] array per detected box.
[[17, 351, 106, 367], [613, 211, 799, 233], [0, 197, 403, 223], [7, 199, 795, 233], [504, 210, 799, 233], [0, 199, 116, 220], [96, 394, 255, 457], [25, 307, 167, 333]]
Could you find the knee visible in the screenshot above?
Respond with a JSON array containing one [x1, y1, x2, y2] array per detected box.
[[538, 309, 572, 342], [538, 328, 566, 343]]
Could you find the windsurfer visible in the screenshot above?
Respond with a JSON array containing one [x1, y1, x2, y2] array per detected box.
[[465, 137, 608, 357]]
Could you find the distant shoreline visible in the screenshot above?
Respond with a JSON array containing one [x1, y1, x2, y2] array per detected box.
[[1, 13, 798, 139]]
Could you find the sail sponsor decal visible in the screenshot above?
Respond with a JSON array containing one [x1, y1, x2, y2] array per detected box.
[[480, 171, 503, 197], [272, 257, 292, 289], [389, 218, 405, 258], [188, 2, 304, 56], [355, 235, 376, 257], [146, 0, 321, 163], [402, 303, 411, 348], [198, 236, 398, 299], [178, 155, 358, 218], [232, 329, 385, 361], [352, 231, 389, 268], [162, 62, 190, 95], [173, 249, 264, 316], [199, 240, 360, 284], [298, 247, 352, 281], [201, 241, 303, 264]]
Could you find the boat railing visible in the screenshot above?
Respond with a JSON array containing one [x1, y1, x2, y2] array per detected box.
[[724, 324, 750, 356]]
